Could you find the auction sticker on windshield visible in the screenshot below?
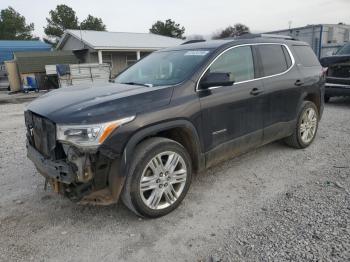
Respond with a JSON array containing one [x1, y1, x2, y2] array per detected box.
[[184, 50, 210, 56]]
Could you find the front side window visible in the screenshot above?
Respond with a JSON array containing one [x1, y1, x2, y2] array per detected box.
[[207, 46, 255, 83], [258, 45, 290, 76], [115, 49, 213, 87]]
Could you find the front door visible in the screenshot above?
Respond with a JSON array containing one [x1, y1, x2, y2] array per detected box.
[[197, 45, 266, 165]]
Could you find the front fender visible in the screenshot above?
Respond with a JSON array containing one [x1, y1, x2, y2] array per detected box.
[[119, 119, 204, 177]]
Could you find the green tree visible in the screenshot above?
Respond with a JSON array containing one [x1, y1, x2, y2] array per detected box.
[[149, 19, 185, 39], [44, 4, 79, 42], [80, 15, 106, 31], [0, 7, 35, 40], [213, 23, 250, 39]]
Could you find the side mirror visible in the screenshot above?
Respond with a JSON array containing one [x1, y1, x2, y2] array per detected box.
[[200, 72, 234, 89]]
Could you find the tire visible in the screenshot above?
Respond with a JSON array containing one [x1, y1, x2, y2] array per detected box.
[[121, 137, 192, 218], [284, 101, 319, 149], [324, 95, 330, 103]]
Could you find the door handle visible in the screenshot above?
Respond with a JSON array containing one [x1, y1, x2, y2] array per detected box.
[[250, 88, 264, 96], [295, 80, 304, 86]]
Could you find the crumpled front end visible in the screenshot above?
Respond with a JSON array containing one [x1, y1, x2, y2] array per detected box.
[[321, 56, 350, 96], [25, 110, 125, 205]]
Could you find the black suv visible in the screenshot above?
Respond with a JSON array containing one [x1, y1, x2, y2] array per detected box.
[[25, 37, 325, 217], [320, 43, 350, 102]]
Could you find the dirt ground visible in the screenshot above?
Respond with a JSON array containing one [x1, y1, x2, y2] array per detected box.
[[0, 98, 349, 262]]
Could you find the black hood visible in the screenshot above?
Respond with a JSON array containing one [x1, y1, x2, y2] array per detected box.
[[320, 55, 350, 67], [26, 83, 173, 124]]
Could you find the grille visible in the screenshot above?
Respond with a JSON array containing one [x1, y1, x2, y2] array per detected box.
[[25, 111, 56, 157], [328, 65, 350, 78]]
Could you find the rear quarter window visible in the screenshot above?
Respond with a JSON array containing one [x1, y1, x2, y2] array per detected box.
[[293, 45, 320, 67], [257, 44, 290, 76]]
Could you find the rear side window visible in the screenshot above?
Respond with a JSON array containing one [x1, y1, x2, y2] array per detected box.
[[293, 45, 320, 67], [258, 45, 290, 76]]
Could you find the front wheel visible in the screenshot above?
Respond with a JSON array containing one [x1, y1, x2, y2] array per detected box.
[[121, 137, 192, 218], [284, 101, 319, 149]]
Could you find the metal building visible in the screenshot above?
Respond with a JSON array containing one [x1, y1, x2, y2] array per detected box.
[[0, 40, 51, 73], [0, 40, 52, 89], [57, 30, 184, 77], [266, 24, 350, 58]]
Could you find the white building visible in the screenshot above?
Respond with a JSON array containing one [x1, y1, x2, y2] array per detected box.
[[57, 30, 183, 77], [266, 24, 350, 58]]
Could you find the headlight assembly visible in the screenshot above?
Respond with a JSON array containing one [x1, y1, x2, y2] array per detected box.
[[56, 116, 135, 148]]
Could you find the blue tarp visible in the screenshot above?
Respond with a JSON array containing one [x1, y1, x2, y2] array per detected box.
[[0, 40, 51, 64]]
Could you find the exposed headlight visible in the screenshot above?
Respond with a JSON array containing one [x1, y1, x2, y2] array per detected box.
[[56, 116, 135, 147]]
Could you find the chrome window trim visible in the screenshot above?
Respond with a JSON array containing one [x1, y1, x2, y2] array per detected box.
[[196, 43, 296, 92]]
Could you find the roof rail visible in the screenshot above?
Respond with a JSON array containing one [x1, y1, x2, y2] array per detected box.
[[231, 33, 296, 40], [260, 34, 295, 40], [181, 39, 206, 45]]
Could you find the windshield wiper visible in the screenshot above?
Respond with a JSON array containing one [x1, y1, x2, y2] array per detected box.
[[121, 82, 153, 87]]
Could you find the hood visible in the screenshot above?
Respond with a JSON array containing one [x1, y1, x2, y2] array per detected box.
[[26, 83, 173, 124], [320, 55, 350, 67]]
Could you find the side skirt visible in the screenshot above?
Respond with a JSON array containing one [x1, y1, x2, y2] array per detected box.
[[205, 130, 262, 169], [204, 120, 295, 169]]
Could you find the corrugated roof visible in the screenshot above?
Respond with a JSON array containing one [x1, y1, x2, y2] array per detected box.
[[14, 50, 73, 58], [14, 51, 78, 74], [266, 23, 350, 34], [0, 40, 51, 52], [58, 30, 183, 50], [0, 40, 51, 64]]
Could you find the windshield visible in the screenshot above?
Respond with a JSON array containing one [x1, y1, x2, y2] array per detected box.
[[336, 44, 350, 55], [115, 49, 213, 87]]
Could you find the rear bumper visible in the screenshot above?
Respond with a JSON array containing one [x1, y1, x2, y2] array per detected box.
[[27, 142, 76, 184]]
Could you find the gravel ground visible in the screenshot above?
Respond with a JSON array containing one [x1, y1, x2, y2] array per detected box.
[[211, 168, 350, 261], [0, 91, 43, 104], [0, 98, 349, 262]]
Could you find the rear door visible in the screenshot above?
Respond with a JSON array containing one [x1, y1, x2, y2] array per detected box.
[[292, 44, 324, 104], [255, 44, 302, 142], [198, 45, 265, 154]]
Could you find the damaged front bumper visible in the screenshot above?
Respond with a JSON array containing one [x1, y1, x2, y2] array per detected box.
[[27, 143, 76, 184], [26, 142, 125, 205]]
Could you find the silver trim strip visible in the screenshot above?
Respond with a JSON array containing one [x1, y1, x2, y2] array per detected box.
[[196, 43, 296, 91], [326, 83, 350, 88], [212, 129, 227, 135]]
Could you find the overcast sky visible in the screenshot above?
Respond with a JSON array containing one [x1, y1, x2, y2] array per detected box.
[[1, 0, 349, 39]]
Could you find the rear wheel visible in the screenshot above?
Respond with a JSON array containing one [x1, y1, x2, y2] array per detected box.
[[121, 137, 192, 218], [284, 101, 319, 149]]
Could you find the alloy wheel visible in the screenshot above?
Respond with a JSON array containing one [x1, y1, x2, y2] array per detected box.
[[139, 151, 187, 210], [299, 107, 317, 144]]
